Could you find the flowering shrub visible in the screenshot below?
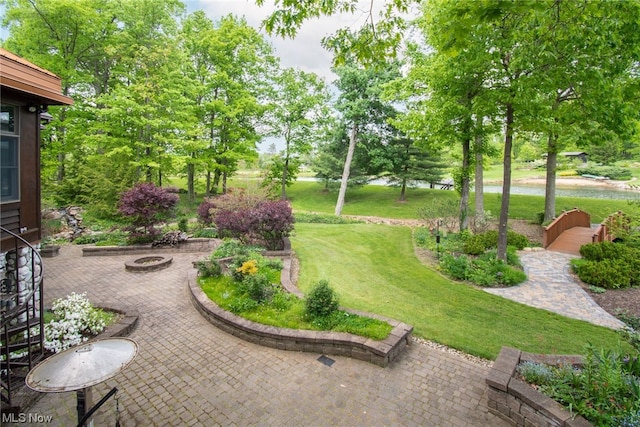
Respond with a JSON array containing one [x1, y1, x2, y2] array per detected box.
[[236, 260, 259, 276], [44, 292, 108, 353]]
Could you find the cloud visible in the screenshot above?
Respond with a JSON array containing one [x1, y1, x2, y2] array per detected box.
[[185, 0, 372, 83], [183, 1, 376, 152]]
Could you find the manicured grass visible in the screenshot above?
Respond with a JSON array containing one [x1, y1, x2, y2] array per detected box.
[[286, 181, 633, 223], [291, 223, 633, 360], [482, 162, 548, 181], [162, 175, 635, 224]]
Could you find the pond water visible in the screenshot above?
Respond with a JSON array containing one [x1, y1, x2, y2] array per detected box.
[[299, 177, 639, 200], [482, 183, 640, 200]]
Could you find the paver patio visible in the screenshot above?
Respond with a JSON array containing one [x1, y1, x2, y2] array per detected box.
[[9, 245, 506, 426]]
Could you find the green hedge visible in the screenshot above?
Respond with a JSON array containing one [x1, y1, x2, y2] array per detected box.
[[577, 166, 633, 180], [571, 242, 640, 289]]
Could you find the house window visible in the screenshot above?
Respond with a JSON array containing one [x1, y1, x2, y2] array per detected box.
[[0, 104, 19, 203]]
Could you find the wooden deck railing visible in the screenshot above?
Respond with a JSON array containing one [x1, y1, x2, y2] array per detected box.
[[543, 208, 591, 248], [592, 211, 630, 244]]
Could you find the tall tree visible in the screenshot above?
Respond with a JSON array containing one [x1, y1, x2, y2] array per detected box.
[[522, 0, 640, 222], [417, 1, 547, 259], [382, 136, 447, 201], [311, 124, 373, 191], [2, 0, 121, 185], [201, 15, 277, 195], [267, 67, 330, 199], [90, 0, 188, 187], [390, 9, 495, 231], [332, 61, 400, 216]]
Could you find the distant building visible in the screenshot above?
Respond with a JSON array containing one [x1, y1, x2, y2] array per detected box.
[[542, 151, 588, 163], [560, 152, 588, 163]]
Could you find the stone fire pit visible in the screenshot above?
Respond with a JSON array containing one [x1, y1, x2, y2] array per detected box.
[[125, 256, 172, 273]]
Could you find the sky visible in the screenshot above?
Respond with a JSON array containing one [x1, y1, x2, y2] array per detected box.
[[186, 0, 376, 84], [185, 0, 379, 151]]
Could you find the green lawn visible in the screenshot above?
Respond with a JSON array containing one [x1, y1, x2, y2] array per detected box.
[[286, 181, 633, 223], [163, 174, 635, 224], [291, 222, 632, 360]]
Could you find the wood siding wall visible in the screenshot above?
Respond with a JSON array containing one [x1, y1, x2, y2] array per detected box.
[[1, 95, 42, 251]]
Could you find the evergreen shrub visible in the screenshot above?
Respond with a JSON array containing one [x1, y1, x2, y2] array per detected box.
[[305, 280, 339, 319], [573, 242, 640, 288], [577, 165, 632, 180]]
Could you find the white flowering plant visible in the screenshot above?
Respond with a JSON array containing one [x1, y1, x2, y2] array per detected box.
[[44, 292, 111, 353]]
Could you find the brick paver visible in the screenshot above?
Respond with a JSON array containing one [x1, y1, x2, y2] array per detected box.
[[10, 246, 506, 426], [485, 249, 625, 329]]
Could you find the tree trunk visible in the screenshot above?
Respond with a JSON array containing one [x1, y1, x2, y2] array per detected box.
[[212, 170, 221, 195], [56, 107, 68, 183], [544, 132, 558, 223], [400, 177, 407, 201], [497, 104, 514, 261], [187, 161, 195, 202], [145, 146, 153, 182], [335, 123, 358, 216], [57, 152, 65, 182], [222, 171, 228, 194], [206, 171, 211, 196], [459, 137, 471, 231], [281, 155, 289, 200], [474, 123, 484, 221]]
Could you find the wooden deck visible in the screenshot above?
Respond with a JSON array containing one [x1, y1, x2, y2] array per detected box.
[[546, 226, 594, 256]]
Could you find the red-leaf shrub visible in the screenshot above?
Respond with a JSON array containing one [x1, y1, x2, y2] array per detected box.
[[197, 199, 217, 225], [214, 208, 255, 241], [118, 182, 179, 239], [251, 200, 295, 250], [209, 191, 294, 249]]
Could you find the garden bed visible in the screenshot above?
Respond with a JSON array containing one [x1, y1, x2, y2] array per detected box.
[[188, 272, 412, 367], [188, 241, 413, 367], [7, 304, 139, 414], [486, 346, 592, 427]]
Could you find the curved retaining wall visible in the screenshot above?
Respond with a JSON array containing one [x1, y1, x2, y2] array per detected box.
[[188, 247, 413, 367], [486, 347, 591, 427]]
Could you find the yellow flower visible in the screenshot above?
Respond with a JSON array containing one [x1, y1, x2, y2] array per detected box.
[[236, 260, 258, 275]]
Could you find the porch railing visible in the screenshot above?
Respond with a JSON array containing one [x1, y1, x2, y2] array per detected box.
[[0, 226, 45, 410]]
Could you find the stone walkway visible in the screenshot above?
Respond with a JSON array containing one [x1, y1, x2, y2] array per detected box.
[[8, 246, 506, 427], [485, 249, 626, 330]]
